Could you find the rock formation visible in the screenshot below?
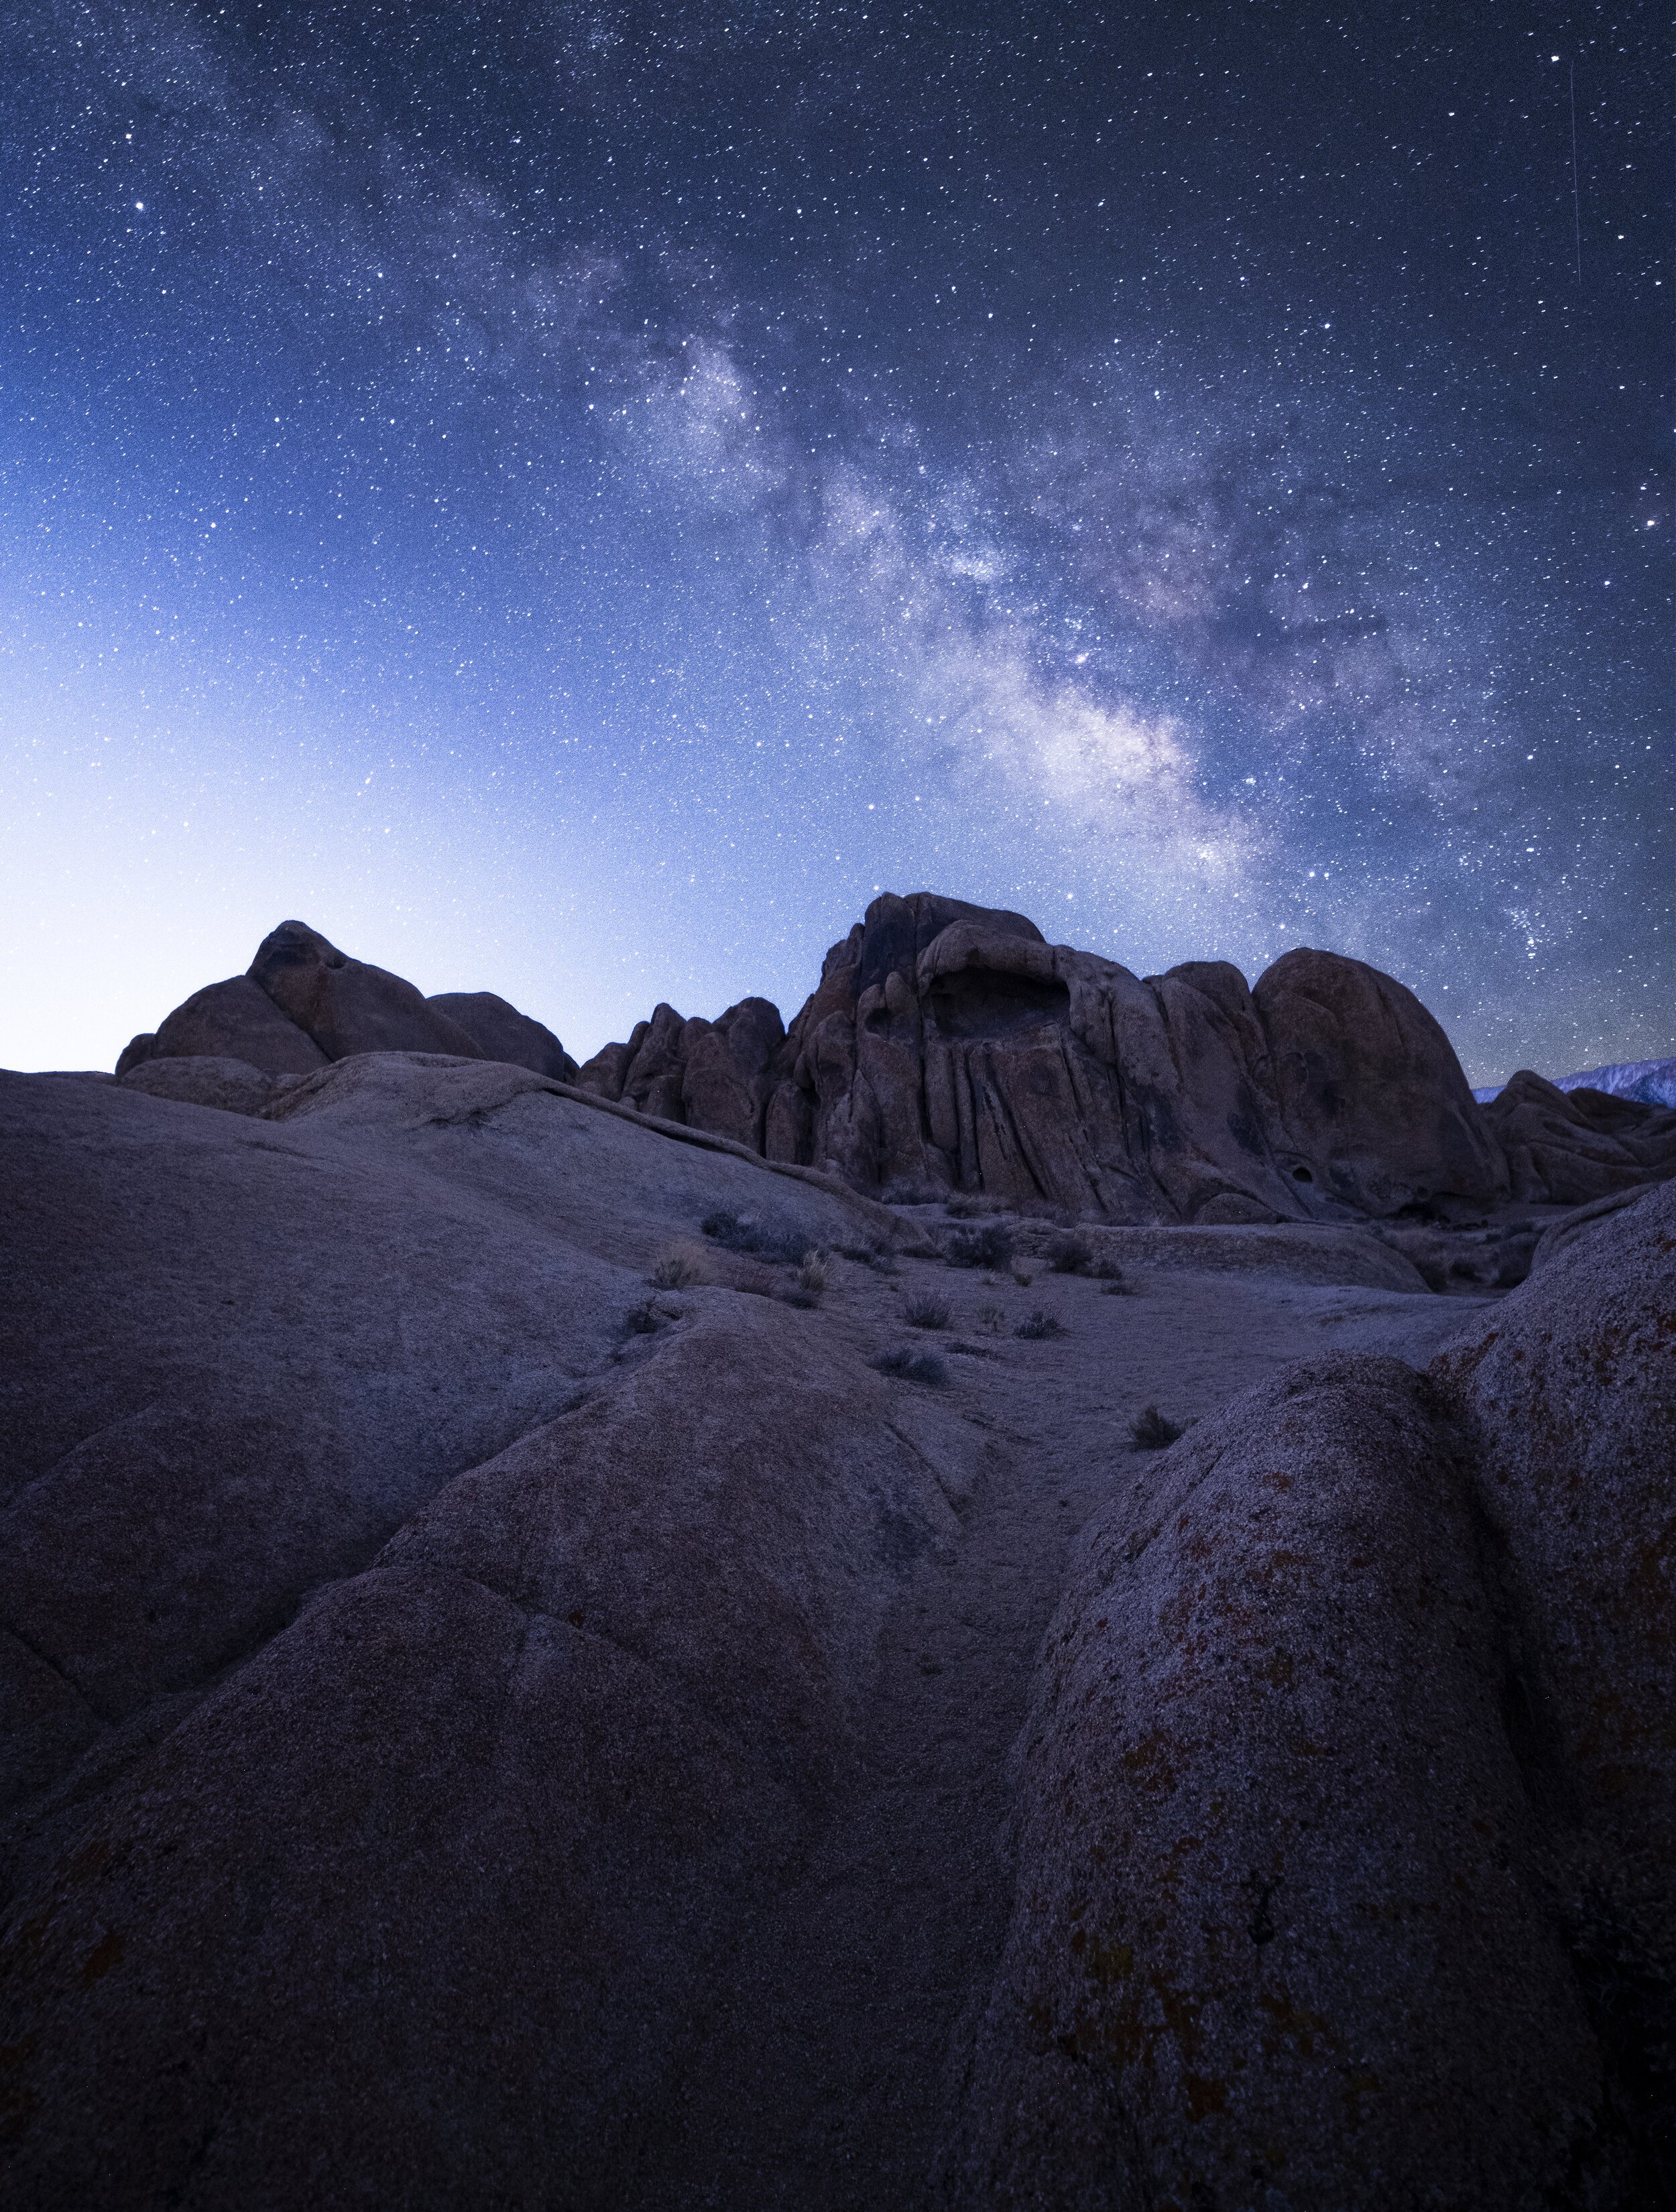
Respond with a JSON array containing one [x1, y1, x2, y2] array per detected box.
[[113, 896, 1676, 1223], [1, 1044, 1671, 2208], [1486, 1067, 1676, 1205], [116, 918, 575, 1083], [949, 1178, 1676, 2208], [579, 892, 1533, 1221]]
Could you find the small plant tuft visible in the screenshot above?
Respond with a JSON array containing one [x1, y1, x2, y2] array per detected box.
[[1014, 1309, 1065, 1340], [871, 1345, 949, 1386], [701, 1209, 814, 1266], [1012, 1270, 1033, 1288], [1045, 1232, 1093, 1274], [798, 1252, 829, 1299], [1129, 1404, 1183, 1451], [623, 1300, 661, 1336], [946, 1222, 1015, 1270], [649, 1246, 704, 1291], [903, 1292, 951, 1329], [976, 1302, 1005, 1334]]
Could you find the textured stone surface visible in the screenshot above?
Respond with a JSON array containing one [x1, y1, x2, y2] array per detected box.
[[577, 995, 787, 1149], [115, 973, 330, 1077], [115, 1054, 297, 1115], [0, 1305, 971, 2212], [1432, 1177, 1676, 2197], [247, 919, 489, 1060], [426, 989, 578, 1079], [1252, 944, 1508, 1217], [947, 1184, 1676, 2210], [589, 893, 1506, 1224], [0, 1053, 1667, 2209], [1485, 1068, 1676, 1205]]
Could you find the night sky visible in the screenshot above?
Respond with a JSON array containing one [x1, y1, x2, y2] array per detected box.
[[3, 1, 1669, 1082]]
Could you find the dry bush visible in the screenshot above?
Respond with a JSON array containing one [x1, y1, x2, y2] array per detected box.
[[1129, 1403, 1183, 1450], [1014, 1310, 1064, 1340], [648, 1245, 705, 1291], [1045, 1233, 1093, 1274], [903, 1293, 950, 1330], [871, 1345, 949, 1386]]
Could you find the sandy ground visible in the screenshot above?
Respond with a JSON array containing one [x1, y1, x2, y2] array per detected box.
[[623, 1232, 1497, 2210]]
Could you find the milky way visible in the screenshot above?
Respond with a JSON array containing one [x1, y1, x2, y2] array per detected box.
[[1, 1, 1668, 1081]]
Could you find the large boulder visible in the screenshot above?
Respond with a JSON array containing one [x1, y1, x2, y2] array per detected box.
[[426, 989, 578, 1081], [946, 1180, 1676, 2209], [1252, 946, 1508, 1217], [0, 1058, 969, 2209], [1432, 1176, 1676, 2138], [115, 974, 329, 1077], [247, 920, 487, 1061], [1484, 1068, 1676, 1204]]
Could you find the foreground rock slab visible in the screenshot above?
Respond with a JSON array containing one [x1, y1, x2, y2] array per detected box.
[[947, 1179, 1676, 2209]]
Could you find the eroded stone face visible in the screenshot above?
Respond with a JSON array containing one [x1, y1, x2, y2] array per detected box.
[[943, 1186, 1676, 2211]]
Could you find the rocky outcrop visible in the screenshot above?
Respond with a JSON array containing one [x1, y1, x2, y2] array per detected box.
[[114, 922, 577, 1085], [947, 1178, 1676, 2209], [1485, 1068, 1676, 1204], [427, 990, 579, 1082], [582, 893, 1512, 1223], [577, 995, 786, 1148], [247, 919, 489, 1060], [115, 973, 330, 1077], [1252, 945, 1507, 1218], [108, 900, 1676, 1224], [0, 1058, 968, 2210]]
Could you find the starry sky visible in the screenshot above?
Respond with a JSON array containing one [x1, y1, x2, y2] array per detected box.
[[3, 1, 1669, 1081]]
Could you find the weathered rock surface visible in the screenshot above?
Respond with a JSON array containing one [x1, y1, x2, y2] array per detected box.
[[947, 1178, 1676, 2209], [578, 994, 787, 1148], [115, 1054, 300, 1115], [585, 894, 1515, 1223], [111, 902, 1676, 1225], [426, 989, 579, 1081], [116, 973, 331, 1077], [1251, 944, 1508, 1217], [1485, 1067, 1676, 1205], [247, 919, 490, 1060], [114, 924, 580, 1089], [0, 1052, 1669, 2209]]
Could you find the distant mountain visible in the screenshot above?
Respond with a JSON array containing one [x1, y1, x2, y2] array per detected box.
[[1474, 1055, 1676, 1107]]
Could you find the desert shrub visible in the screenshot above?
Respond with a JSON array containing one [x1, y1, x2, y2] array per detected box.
[[946, 1223, 1015, 1270], [871, 1346, 949, 1386], [1012, 1270, 1033, 1287], [1099, 1274, 1134, 1296], [836, 1241, 896, 1273], [1130, 1404, 1183, 1451], [799, 1252, 829, 1297], [623, 1300, 661, 1336], [701, 1209, 813, 1266], [1045, 1233, 1093, 1274], [903, 1293, 951, 1329], [881, 1176, 941, 1206], [649, 1247, 704, 1291], [1014, 1310, 1065, 1340], [976, 1302, 1005, 1334]]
